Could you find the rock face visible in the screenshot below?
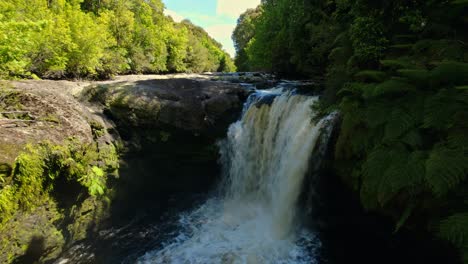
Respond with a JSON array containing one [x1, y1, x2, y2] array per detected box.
[[79, 75, 251, 219], [0, 80, 120, 263], [82, 75, 250, 143]]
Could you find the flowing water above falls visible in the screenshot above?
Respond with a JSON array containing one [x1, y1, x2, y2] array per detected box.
[[137, 90, 333, 263]]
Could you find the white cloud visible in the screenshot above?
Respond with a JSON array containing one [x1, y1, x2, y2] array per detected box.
[[216, 0, 261, 18], [205, 24, 237, 56], [164, 9, 185, 22]]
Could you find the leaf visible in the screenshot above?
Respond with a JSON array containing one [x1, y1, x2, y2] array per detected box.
[[439, 213, 468, 248], [91, 166, 104, 177], [354, 70, 387, 83], [395, 202, 416, 233], [426, 145, 468, 196]]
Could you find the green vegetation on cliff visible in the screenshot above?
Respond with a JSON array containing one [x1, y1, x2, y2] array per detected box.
[[234, 0, 468, 261], [0, 138, 118, 262], [0, 0, 235, 80]]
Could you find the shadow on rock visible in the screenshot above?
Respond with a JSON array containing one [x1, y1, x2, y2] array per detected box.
[[12, 236, 45, 264]]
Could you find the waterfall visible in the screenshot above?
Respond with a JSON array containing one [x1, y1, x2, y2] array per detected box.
[[138, 89, 334, 264]]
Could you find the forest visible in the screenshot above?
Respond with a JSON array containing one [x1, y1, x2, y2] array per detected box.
[[0, 0, 235, 79], [233, 0, 468, 262]]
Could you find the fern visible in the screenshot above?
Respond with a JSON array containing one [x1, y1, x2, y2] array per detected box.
[[401, 129, 423, 148], [395, 202, 416, 233], [424, 89, 467, 129], [426, 145, 468, 196], [335, 98, 367, 159], [369, 79, 414, 98], [383, 108, 418, 142], [439, 213, 468, 248], [397, 69, 430, 87], [380, 59, 415, 70], [430, 61, 468, 87], [361, 146, 425, 208], [448, 129, 468, 150], [365, 101, 390, 128], [354, 70, 387, 83], [337, 82, 374, 98]]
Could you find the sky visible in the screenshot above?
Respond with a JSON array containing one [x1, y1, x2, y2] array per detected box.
[[162, 0, 261, 57]]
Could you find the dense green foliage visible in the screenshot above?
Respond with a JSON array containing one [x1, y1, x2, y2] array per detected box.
[[234, 0, 468, 261], [0, 138, 118, 226], [0, 0, 235, 79]]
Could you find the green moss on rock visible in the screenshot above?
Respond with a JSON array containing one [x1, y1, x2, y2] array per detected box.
[[0, 138, 119, 263]]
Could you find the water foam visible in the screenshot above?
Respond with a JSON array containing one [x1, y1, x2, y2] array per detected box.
[[138, 90, 329, 264]]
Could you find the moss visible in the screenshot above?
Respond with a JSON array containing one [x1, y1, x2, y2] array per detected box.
[[0, 186, 18, 225], [0, 84, 23, 112], [159, 131, 171, 142], [0, 138, 120, 263], [13, 146, 47, 210], [89, 119, 106, 138], [40, 113, 61, 124], [67, 196, 110, 241]]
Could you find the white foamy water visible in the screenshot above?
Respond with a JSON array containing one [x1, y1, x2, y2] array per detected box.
[[138, 90, 330, 264]]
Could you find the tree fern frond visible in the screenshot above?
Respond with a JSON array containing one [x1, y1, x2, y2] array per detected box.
[[401, 129, 423, 148], [430, 61, 468, 87], [447, 129, 468, 150], [395, 202, 416, 233], [338, 82, 375, 98], [361, 146, 425, 208], [397, 69, 430, 88], [383, 108, 417, 142], [365, 101, 390, 128], [380, 59, 415, 70], [354, 70, 387, 83], [426, 145, 468, 196], [439, 213, 468, 248], [369, 79, 414, 98], [423, 89, 467, 129]]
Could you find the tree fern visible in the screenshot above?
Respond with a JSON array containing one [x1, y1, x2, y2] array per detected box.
[[395, 202, 416, 233], [354, 70, 387, 83], [401, 129, 423, 148], [397, 69, 430, 88], [424, 89, 467, 130], [383, 108, 418, 142], [426, 145, 468, 196], [380, 59, 415, 70], [439, 213, 468, 261], [369, 79, 414, 98], [361, 146, 425, 208], [430, 61, 468, 87], [448, 129, 468, 150], [335, 98, 367, 159], [365, 101, 390, 128]]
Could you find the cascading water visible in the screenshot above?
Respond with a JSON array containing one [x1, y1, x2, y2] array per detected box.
[[138, 88, 334, 264]]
